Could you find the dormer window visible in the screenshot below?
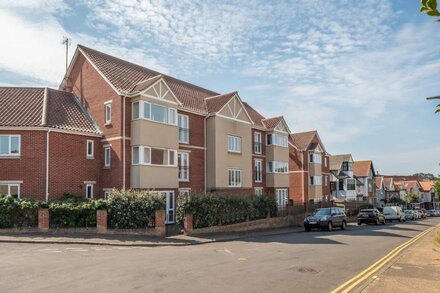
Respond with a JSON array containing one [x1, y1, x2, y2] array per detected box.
[[342, 162, 352, 171]]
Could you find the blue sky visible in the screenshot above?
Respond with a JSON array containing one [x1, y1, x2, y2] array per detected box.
[[0, 0, 439, 175]]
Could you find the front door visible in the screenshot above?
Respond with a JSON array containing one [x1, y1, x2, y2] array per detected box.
[[160, 191, 175, 224], [276, 189, 288, 208]]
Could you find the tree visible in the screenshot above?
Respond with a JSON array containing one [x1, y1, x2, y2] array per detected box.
[[434, 180, 440, 199], [389, 197, 406, 206], [406, 192, 420, 203], [421, 0, 440, 21]]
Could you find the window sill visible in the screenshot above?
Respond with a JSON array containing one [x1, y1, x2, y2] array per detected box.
[[87, 156, 94, 160], [228, 185, 242, 188], [104, 122, 112, 127], [179, 141, 189, 144], [228, 151, 242, 155], [103, 166, 111, 169], [0, 155, 20, 159], [178, 179, 190, 182]]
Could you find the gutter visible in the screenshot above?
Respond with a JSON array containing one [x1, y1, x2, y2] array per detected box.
[[204, 115, 208, 193], [45, 129, 50, 201], [122, 94, 127, 190]]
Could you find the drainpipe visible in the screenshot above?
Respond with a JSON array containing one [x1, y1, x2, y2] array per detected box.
[[45, 129, 50, 202], [204, 115, 208, 193], [122, 94, 126, 190]]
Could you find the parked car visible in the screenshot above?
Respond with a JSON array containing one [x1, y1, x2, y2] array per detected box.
[[413, 210, 422, 220], [357, 209, 386, 225], [404, 210, 416, 221], [426, 209, 437, 217], [383, 206, 405, 222], [415, 209, 426, 219], [304, 207, 347, 232]]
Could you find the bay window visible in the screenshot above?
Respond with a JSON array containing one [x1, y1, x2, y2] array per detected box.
[[267, 161, 288, 174], [132, 101, 177, 125], [267, 133, 288, 147], [132, 146, 177, 167]]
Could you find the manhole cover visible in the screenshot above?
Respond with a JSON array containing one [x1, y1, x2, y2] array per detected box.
[[298, 267, 320, 274]]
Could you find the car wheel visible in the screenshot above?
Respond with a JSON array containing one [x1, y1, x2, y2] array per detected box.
[[305, 225, 311, 232], [398, 218, 402, 222], [357, 221, 362, 226], [327, 222, 333, 232], [341, 221, 347, 230]]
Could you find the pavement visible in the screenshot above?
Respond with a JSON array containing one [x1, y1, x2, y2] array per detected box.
[[0, 218, 438, 293], [360, 224, 440, 293], [0, 226, 306, 246]]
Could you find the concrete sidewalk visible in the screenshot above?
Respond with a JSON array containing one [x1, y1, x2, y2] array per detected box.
[[361, 226, 440, 293], [0, 225, 305, 247]]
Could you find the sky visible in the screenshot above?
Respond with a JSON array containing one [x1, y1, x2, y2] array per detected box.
[[0, 0, 439, 176]]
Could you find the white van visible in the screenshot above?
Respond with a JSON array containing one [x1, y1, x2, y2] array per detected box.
[[383, 206, 405, 222]]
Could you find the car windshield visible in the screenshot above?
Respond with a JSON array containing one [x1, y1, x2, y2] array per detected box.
[[404, 210, 412, 213], [360, 209, 374, 213], [314, 209, 332, 216]]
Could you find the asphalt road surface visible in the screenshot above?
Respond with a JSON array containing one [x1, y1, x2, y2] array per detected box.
[[1, 218, 438, 293]]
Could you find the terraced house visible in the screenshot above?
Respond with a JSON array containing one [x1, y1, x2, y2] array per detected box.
[[0, 45, 296, 222]]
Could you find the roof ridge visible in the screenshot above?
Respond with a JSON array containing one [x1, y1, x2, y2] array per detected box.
[[204, 91, 237, 100], [78, 44, 219, 97]]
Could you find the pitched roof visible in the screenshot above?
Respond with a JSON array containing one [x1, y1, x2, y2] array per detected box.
[[76, 45, 218, 113], [419, 181, 435, 192], [402, 180, 420, 193], [353, 160, 373, 177], [205, 92, 236, 113], [383, 177, 394, 189], [329, 154, 352, 171], [0, 87, 101, 135], [242, 102, 265, 127], [130, 75, 163, 93], [262, 116, 283, 129]]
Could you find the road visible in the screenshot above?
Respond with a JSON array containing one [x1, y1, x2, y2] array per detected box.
[[0, 218, 438, 293]]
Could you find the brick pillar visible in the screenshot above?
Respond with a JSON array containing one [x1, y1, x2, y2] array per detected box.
[[184, 213, 193, 236], [38, 208, 49, 232], [155, 210, 166, 237], [96, 209, 108, 233]]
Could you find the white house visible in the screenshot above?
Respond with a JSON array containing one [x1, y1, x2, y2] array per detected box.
[[329, 154, 356, 201], [375, 176, 386, 207], [353, 160, 376, 204]]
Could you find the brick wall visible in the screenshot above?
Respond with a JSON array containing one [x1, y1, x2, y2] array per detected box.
[[0, 130, 46, 200], [48, 132, 101, 199]]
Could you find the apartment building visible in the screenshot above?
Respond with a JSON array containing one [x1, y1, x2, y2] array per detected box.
[[329, 154, 356, 200], [353, 160, 376, 204], [289, 130, 331, 203]]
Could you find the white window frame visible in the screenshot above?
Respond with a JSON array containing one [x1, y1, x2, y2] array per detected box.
[[132, 100, 177, 126], [104, 146, 111, 167], [85, 183, 94, 199], [179, 188, 191, 196], [255, 159, 263, 183], [228, 135, 242, 153], [178, 114, 189, 144], [104, 101, 112, 125], [255, 188, 263, 196], [309, 152, 322, 164], [0, 183, 20, 199], [86, 140, 94, 158], [324, 157, 328, 167], [131, 146, 177, 167], [267, 133, 288, 147], [103, 189, 111, 200], [178, 152, 189, 182], [267, 161, 288, 174], [132, 101, 140, 119], [254, 132, 262, 154], [228, 169, 242, 187], [0, 135, 21, 156], [310, 176, 322, 186], [276, 189, 288, 208]]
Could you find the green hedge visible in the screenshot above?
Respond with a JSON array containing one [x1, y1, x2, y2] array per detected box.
[[49, 194, 107, 228], [107, 189, 164, 229], [0, 195, 43, 228], [176, 193, 278, 229]]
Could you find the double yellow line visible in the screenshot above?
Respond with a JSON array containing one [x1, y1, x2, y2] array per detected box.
[[330, 226, 436, 293]]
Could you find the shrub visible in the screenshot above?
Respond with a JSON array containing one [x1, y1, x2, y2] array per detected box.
[[0, 195, 42, 228], [176, 193, 278, 229], [49, 198, 107, 228], [107, 189, 164, 229]]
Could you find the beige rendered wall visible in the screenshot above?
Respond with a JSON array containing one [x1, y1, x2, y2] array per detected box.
[[308, 184, 323, 200], [206, 116, 252, 189], [266, 173, 289, 188], [266, 145, 289, 162], [309, 163, 322, 176], [131, 165, 178, 189]]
